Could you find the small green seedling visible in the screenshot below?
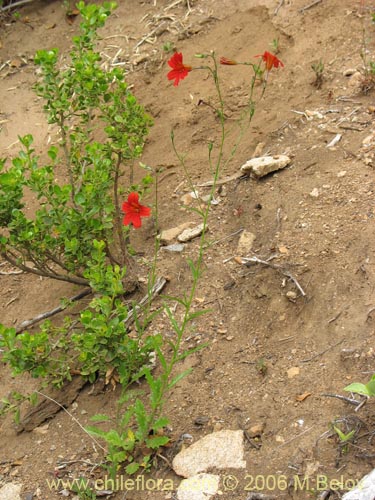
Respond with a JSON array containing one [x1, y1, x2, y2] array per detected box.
[[344, 374, 375, 397], [311, 59, 324, 88], [333, 425, 356, 454]]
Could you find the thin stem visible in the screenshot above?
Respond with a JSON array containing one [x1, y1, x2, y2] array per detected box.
[[113, 153, 127, 264], [1, 250, 88, 286]]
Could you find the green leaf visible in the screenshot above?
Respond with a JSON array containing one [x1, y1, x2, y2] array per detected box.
[[333, 426, 355, 443], [366, 379, 375, 396], [0, 172, 18, 186], [146, 435, 169, 449], [151, 416, 169, 431], [85, 425, 108, 439], [90, 413, 111, 422], [125, 462, 140, 475], [186, 309, 210, 322], [168, 368, 192, 389], [344, 383, 370, 396]]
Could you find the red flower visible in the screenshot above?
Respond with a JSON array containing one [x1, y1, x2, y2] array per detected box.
[[167, 52, 192, 86], [220, 57, 238, 66], [255, 51, 284, 71], [122, 192, 151, 228]]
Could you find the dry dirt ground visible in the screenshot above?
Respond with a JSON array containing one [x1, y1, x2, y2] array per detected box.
[[1, 0, 375, 499]]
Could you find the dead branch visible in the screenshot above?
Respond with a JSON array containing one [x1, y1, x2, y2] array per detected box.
[[299, 0, 323, 13], [1, 0, 33, 12], [241, 256, 306, 297], [34, 390, 106, 452], [321, 393, 363, 406], [301, 339, 343, 362], [274, 0, 284, 16], [15, 288, 92, 334], [124, 276, 167, 327]]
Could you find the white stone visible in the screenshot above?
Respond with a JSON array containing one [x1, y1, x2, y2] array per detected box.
[[178, 223, 206, 243], [159, 222, 192, 244], [0, 483, 22, 500], [162, 243, 185, 252], [309, 188, 320, 198], [237, 230, 255, 256], [177, 474, 220, 500], [342, 468, 375, 500], [173, 430, 245, 478], [326, 133, 342, 148], [241, 155, 291, 178]]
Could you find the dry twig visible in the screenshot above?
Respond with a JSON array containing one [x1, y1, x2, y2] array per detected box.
[[35, 390, 106, 452], [321, 393, 363, 406], [241, 256, 306, 297], [124, 276, 167, 327], [15, 288, 92, 334], [1, 0, 33, 12], [274, 0, 284, 16], [299, 0, 323, 13], [301, 339, 343, 362]]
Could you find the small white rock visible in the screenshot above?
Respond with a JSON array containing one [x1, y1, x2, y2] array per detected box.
[[309, 188, 320, 198], [159, 222, 192, 244], [342, 468, 375, 500], [162, 243, 185, 252], [178, 224, 206, 243], [326, 133, 342, 148], [237, 230, 256, 256], [241, 155, 291, 178], [286, 291, 297, 301], [173, 430, 245, 478], [0, 483, 22, 500], [177, 474, 220, 500], [337, 170, 347, 178]]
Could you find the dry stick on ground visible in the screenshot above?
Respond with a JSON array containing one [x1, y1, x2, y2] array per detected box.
[[299, 0, 323, 13], [124, 276, 167, 328], [34, 390, 106, 453], [274, 0, 284, 16], [14, 277, 167, 333], [0, 0, 33, 12], [301, 339, 344, 362], [15, 288, 92, 334], [321, 393, 364, 407], [241, 256, 306, 297]]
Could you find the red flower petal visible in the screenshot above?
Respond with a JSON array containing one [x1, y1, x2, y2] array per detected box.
[[121, 192, 151, 228], [167, 52, 192, 86], [255, 51, 284, 71]]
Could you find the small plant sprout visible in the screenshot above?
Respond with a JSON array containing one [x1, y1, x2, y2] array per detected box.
[[332, 424, 356, 454], [270, 37, 280, 54], [162, 41, 175, 53], [311, 58, 324, 88], [344, 374, 375, 398]]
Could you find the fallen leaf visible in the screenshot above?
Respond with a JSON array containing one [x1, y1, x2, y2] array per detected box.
[[296, 392, 312, 402]]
